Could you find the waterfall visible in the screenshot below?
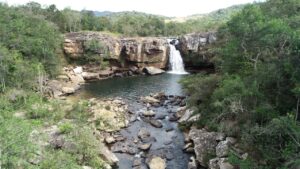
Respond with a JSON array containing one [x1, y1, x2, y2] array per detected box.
[[168, 39, 188, 74]]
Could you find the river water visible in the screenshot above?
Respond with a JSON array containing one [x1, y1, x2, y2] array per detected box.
[[74, 73, 190, 169], [77, 73, 185, 100]]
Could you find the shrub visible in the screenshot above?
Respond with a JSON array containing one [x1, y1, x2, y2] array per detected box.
[[0, 117, 36, 169], [39, 150, 81, 169], [65, 126, 105, 168], [59, 122, 73, 134]]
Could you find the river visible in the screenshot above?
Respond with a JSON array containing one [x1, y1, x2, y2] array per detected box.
[[73, 73, 191, 169]]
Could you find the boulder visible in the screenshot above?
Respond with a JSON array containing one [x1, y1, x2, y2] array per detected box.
[[208, 158, 219, 169], [141, 96, 160, 104], [189, 128, 224, 166], [129, 66, 139, 73], [138, 128, 151, 140], [178, 109, 194, 123], [82, 72, 99, 80], [149, 119, 163, 128], [138, 143, 152, 151], [209, 158, 234, 169], [183, 143, 194, 152], [68, 73, 85, 84], [188, 156, 198, 169], [143, 67, 165, 75], [133, 158, 143, 167], [99, 70, 114, 77], [62, 87, 76, 94], [148, 157, 166, 169], [100, 145, 119, 165], [216, 140, 231, 157], [105, 136, 116, 144], [73, 67, 83, 74], [226, 137, 237, 145], [143, 110, 156, 117]]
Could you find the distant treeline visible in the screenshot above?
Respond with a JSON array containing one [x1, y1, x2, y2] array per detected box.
[[1, 2, 244, 37]]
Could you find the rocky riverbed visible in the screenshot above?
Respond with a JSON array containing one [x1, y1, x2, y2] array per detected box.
[[45, 70, 245, 169], [107, 93, 191, 169]]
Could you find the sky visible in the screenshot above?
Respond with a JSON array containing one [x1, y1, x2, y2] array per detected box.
[[1, 0, 259, 17]]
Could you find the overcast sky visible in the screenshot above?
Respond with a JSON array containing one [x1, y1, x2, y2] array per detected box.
[[1, 0, 260, 17]]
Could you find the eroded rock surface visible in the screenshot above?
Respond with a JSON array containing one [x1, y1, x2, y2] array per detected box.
[[178, 32, 217, 68], [64, 32, 169, 69]]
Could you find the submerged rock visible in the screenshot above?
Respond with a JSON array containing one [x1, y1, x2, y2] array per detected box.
[[150, 119, 163, 128], [138, 143, 152, 151], [138, 128, 151, 140], [133, 158, 143, 167], [143, 110, 156, 117]]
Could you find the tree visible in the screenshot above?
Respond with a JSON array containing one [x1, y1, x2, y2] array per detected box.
[[62, 8, 82, 32]]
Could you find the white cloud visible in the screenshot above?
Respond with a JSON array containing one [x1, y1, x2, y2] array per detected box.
[[1, 0, 260, 17]]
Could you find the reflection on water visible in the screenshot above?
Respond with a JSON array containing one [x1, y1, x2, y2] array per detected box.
[[76, 73, 186, 100]]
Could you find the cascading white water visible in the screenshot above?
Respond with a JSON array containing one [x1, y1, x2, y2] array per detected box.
[[168, 39, 188, 74]]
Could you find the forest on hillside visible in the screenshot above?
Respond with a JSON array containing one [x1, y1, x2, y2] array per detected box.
[[0, 2, 244, 37]]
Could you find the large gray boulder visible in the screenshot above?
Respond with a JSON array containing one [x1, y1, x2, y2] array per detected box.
[[189, 128, 225, 166], [143, 67, 165, 75]]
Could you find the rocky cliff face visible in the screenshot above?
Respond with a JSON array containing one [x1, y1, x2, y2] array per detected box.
[[178, 32, 217, 68], [64, 32, 121, 60], [63, 31, 217, 70], [121, 38, 169, 69], [64, 32, 169, 69]]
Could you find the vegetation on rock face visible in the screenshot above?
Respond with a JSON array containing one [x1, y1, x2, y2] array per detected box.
[[181, 0, 300, 168]]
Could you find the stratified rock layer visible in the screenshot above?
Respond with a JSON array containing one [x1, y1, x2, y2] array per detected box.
[[64, 32, 169, 69]]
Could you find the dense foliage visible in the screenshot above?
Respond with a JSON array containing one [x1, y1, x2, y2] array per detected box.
[[0, 2, 107, 168], [181, 0, 300, 168], [0, 3, 62, 76]]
